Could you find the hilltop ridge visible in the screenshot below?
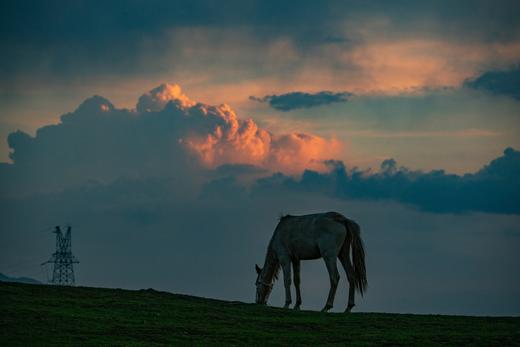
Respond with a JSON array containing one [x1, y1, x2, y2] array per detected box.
[[1, 282, 518, 346]]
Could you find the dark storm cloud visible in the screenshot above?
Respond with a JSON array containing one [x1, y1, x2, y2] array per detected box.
[[2, 94, 197, 195], [253, 148, 520, 214], [213, 164, 268, 177], [464, 65, 520, 99], [2, 0, 519, 84], [250, 91, 352, 111], [0, 0, 341, 81]]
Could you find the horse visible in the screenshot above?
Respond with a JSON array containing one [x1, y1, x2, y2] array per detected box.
[[255, 211, 367, 312]]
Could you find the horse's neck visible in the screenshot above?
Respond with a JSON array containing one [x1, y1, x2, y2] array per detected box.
[[261, 246, 279, 283]]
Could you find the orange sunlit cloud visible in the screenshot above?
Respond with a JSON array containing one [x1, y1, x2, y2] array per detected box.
[[167, 34, 520, 105], [141, 84, 342, 174], [347, 39, 520, 93]]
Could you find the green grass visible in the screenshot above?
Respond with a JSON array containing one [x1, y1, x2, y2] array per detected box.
[[1, 282, 519, 346]]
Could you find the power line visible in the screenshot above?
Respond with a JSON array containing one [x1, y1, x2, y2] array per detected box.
[[1, 255, 48, 274]]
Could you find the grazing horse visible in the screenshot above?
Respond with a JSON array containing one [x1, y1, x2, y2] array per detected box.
[[255, 212, 367, 312]]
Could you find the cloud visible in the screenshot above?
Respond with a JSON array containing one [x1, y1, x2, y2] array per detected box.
[[253, 147, 520, 214], [343, 38, 520, 93], [2, 82, 518, 214], [136, 83, 195, 112], [3, 1, 519, 84], [1, 83, 340, 195], [347, 128, 502, 139], [250, 91, 352, 111], [2, 0, 519, 133], [464, 65, 520, 99]]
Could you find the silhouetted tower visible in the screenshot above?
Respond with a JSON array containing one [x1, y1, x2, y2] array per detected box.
[[42, 226, 79, 285]]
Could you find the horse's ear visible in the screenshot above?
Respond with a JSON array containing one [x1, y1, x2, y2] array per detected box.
[[255, 264, 262, 274]]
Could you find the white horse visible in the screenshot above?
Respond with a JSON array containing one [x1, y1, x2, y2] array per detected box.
[[255, 212, 367, 312]]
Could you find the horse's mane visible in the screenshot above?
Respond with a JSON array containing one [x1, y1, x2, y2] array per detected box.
[[265, 237, 281, 281], [269, 213, 295, 279]]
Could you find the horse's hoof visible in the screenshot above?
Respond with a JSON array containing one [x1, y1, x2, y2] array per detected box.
[[293, 305, 301, 311], [345, 304, 355, 313], [321, 305, 332, 312], [283, 303, 291, 309]]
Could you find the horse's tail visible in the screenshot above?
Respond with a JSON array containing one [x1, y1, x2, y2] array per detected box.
[[344, 219, 368, 296]]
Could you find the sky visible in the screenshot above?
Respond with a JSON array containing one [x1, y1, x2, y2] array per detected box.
[[1, 0, 519, 315]]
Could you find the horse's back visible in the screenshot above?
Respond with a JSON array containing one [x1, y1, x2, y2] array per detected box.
[[278, 212, 347, 232], [274, 212, 348, 259]]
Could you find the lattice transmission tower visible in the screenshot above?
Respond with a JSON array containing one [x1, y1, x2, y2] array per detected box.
[[42, 226, 79, 285]]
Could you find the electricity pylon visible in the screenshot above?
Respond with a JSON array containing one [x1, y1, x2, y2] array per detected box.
[[42, 226, 79, 285]]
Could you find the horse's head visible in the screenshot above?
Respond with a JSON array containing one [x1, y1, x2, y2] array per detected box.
[[255, 264, 273, 304]]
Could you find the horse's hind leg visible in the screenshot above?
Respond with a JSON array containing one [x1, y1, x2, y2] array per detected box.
[[280, 257, 292, 309], [321, 255, 340, 312], [338, 248, 356, 313], [292, 259, 302, 310]]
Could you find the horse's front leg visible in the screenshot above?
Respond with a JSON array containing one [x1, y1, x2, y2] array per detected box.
[[322, 255, 340, 312], [292, 259, 302, 310], [280, 257, 292, 309]]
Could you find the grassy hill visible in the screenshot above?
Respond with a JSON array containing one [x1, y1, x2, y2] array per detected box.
[[1, 282, 519, 346]]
